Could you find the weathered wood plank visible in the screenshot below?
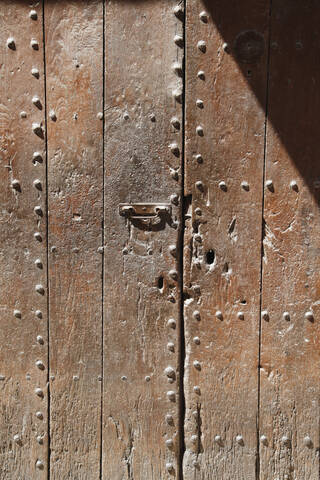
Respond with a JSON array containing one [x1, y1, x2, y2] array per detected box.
[[103, 0, 183, 478], [260, 2, 320, 479], [45, 1, 103, 478], [184, 1, 270, 478], [0, 1, 48, 477]]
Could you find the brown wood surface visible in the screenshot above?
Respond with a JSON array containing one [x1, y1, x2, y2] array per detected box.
[[103, 0, 183, 478], [184, 1, 270, 478], [260, 2, 320, 479], [0, 1, 48, 478], [45, 1, 103, 478]]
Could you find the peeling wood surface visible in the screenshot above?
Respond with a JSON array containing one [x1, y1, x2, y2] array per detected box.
[[260, 2, 320, 479], [103, 0, 183, 477], [0, 1, 320, 479], [183, 1, 269, 478], [45, 1, 103, 478], [0, 2, 48, 477]]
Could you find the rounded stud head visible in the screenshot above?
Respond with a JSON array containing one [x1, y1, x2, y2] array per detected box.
[[237, 311, 244, 320], [13, 434, 21, 444], [165, 414, 174, 425], [303, 435, 312, 447], [35, 284, 45, 294], [30, 39, 39, 50], [7, 37, 16, 49], [215, 310, 223, 320], [164, 366, 175, 378], [196, 125, 204, 136], [35, 388, 44, 397], [190, 434, 198, 444], [193, 310, 201, 321], [170, 193, 179, 205], [49, 110, 57, 121], [172, 89, 182, 103], [261, 310, 269, 321], [35, 310, 42, 318], [32, 95, 41, 106], [260, 435, 268, 445], [199, 11, 208, 22], [219, 181, 227, 191], [214, 435, 222, 445], [35, 259, 43, 268], [33, 151, 43, 163], [36, 360, 45, 370], [222, 42, 230, 52], [173, 5, 184, 19], [305, 311, 314, 321], [11, 179, 21, 191], [197, 70, 205, 80], [14, 309, 21, 318], [34, 232, 42, 241], [36, 335, 44, 344], [193, 336, 200, 345], [193, 385, 200, 394], [174, 34, 183, 48], [167, 318, 176, 329], [283, 311, 290, 321], [97, 111, 103, 120], [193, 360, 201, 370], [20, 111, 27, 118], [36, 411, 43, 419], [241, 181, 249, 191], [290, 180, 298, 191], [171, 117, 180, 129], [195, 180, 204, 190], [167, 390, 176, 401], [167, 342, 175, 352], [36, 435, 43, 444], [196, 99, 204, 109], [169, 270, 178, 280], [195, 154, 203, 164], [236, 434, 244, 445], [197, 40, 207, 53], [29, 10, 38, 20], [31, 68, 40, 78], [166, 462, 174, 473], [166, 438, 174, 448], [172, 62, 182, 77], [36, 460, 44, 470], [33, 179, 42, 190], [281, 435, 290, 446], [195, 207, 202, 216], [266, 179, 274, 190], [34, 206, 42, 216]]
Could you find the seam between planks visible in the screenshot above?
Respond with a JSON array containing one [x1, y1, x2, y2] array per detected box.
[[257, 2, 273, 479], [42, 0, 51, 478]]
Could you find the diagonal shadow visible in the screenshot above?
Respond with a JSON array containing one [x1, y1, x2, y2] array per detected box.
[[202, 0, 320, 200]]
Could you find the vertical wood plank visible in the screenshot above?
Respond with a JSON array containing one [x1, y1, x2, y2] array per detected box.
[[260, 2, 320, 479], [0, 1, 48, 477], [103, 0, 183, 478], [45, 1, 103, 477], [184, 1, 270, 478]]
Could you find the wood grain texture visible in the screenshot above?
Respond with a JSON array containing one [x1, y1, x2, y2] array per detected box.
[[0, 1, 48, 477], [260, 2, 320, 479], [45, 1, 103, 478], [103, 0, 183, 478], [183, 1, 270, 478]]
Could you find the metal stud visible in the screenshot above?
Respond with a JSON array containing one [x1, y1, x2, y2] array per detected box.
[[195, 180, 204, 191], [237, 311, 244, 320], [305, 311, 314, 321], [170, 193, 179, 205], [29, 10, 38, 20], [172, 62, 182, 77], [199, 11, 208, 22], [169, 245, 177, 257], [196, 99, 204, 109], [34, 206, 43, 216], [145, 375, 151, 382], [171, 117, 180, 129], [215, 310, 223, 320], [193, 310, 201, 321], [197, 70, 205, 80], [14, 309, 21, 318], [35, 388, 44, 397], [11, 179, 21, 191], [193, 360, 201, 370], [36, 360, 45, 370], [166, 414, 174, 425], [0, 375, 5, 381], [170, 168, 179, 181], [174, 34, 183, 48], [35, 284, 45, 295], [20, 111, 27, 118], [222, 42, 230, 52], [166, 463, 174, 473], [34, 232, 42, 241], [165, 439, 174, 449], [7, 37, 16, 50], [219, 181, 227, 191], [49, 110, 57, 121], [195, 154, 203, 164], [195, 207, 202, 216], [196, 125, 204, 136], [31, 68, 40, 78], [303, 436, 312, 447], [190, 434, 198, 444], [33, 179, 42, 190], [236, 435, 244, 445], [164, 366, 175, 379], [197, 40, 206, 53], [214, 435, 222, 445], [13, 434, 22, 444], [193, 385, 200, 394], [260, 435, 268, 445], [167, 318, 176, 329], [283, 311, 290, 321], [37, 435, 43, 444], [167, 342, 175, 352], [193, 336, 200, 345], [290, 180, 298, 191], [266, 179, 274, 191], [30, 39, 39, 50], [172, 89, 182, 103], [241, 181, 249, 191], [35, 310, 42, 318], [33, 152, 43, 164], [32, 96, 42, 108], [173, 4, 183, 19], [36, 460, 44, 470], [261, 310, 269, 321], [37, 335, 44, 344], [35, 260, 43, 270], [36, 411, 43, 419], [281, 435, 290, 446], [169, 143, 180, 155], [167, 390, 176, 402], [97, 112, 103, 120], [32, 123, 43, 136]]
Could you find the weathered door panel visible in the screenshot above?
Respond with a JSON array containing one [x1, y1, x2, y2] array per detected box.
[[0, 2, 48, 477], [45, 2, 103, 478], [183, 1, 270, 478], [103, 0, 183, 478], [260, 2, 320, 479]]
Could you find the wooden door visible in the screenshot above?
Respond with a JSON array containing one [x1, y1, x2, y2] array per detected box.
[[0, 1, 319, 479]]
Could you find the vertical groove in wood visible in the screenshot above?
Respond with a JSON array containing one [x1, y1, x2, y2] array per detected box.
[[183, 1, 269, 478], [45, 1, 103, 478], [103, 1, 183, 478], [260, 2, 320, 479], [0, 1, 48, 477]]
